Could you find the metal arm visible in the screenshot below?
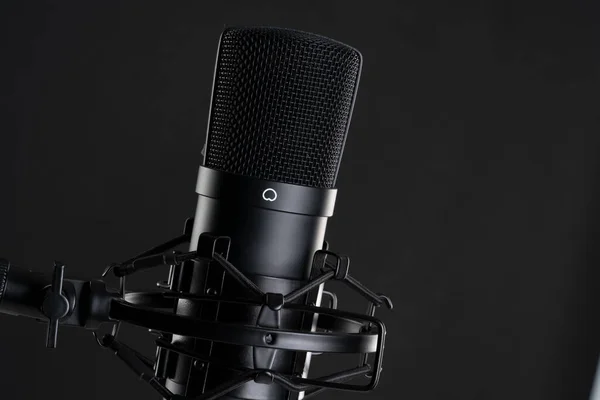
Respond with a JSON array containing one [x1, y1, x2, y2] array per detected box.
[[0, 258, 117, 347]]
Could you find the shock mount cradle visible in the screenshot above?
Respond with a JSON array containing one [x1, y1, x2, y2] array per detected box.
[[86, 217, 393, 400]]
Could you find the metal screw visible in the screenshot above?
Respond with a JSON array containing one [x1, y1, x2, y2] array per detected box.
[[193, 360, 206, 370], [206, 288, 218, 295], [264, 334, 274, 345]]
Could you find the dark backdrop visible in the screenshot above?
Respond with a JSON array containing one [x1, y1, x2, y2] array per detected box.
[[1, 1, 599, 400]]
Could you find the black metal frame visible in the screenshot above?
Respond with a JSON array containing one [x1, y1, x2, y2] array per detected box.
[[94, 218, 392, 400]]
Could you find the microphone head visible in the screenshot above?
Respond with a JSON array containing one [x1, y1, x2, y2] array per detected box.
[[203, 26, 362, 189]]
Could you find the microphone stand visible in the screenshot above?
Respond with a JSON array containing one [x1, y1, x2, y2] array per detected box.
[[0, 217, 392, 400]]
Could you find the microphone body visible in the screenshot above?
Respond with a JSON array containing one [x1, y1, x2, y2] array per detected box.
[[160, 26, 362, 400]]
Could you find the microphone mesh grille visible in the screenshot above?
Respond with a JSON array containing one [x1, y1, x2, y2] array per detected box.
[[204, 26, 362, 188]]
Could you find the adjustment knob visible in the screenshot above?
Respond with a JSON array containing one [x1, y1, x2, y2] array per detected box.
[[41, 261, 69, 348]]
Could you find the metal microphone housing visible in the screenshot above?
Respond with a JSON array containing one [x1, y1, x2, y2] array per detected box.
[[163, 26, 363, 400]]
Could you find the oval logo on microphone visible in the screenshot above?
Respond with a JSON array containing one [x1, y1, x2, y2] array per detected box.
[[262, 188, 278, 202]]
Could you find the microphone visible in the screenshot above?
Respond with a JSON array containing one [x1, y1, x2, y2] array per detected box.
[[161, 26, 363, 400], [0, 25, 391, 400]]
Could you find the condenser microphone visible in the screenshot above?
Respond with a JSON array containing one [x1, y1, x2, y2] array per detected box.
[[161, 27, 362, 399], [0, 25, 390, 400]]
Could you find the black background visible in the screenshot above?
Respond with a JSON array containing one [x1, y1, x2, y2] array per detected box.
[[1, 1, 600, 399]]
